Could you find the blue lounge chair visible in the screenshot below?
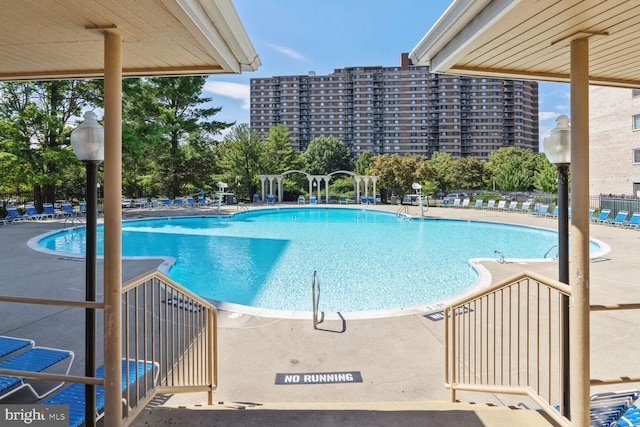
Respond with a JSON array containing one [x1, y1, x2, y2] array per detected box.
[[174, 197, 184, 207], [361, 196, 367, 204], [339, 195, 347, 204], [25, 205, 48, 220], [588, 208, 596, 220], [43, 203, 66, 219], [624, 212, 640, 228], [297, 195, 305, 204], [535, 204, 549, 216], [588, 389, 639, 427], [473, 199, 483, 209], [309, 196, 317, 205], [6, 207, 27, 223], [0, 346, 74, 400], [43, 359, 158, 427], [252, 194, 259, 203], [185, 196, 195, 207], [593, 209, 611, 223], [61, 203, 78, 217], [197, 195, 208, 206], [320, 195, 327, 204], [367, 196, 375, 204], [267, 194, 275, 204], [330, 195, 337, 203], [0, 336, 33, 360], [608, 210, 629, 226], [547, 206, 559, 217]]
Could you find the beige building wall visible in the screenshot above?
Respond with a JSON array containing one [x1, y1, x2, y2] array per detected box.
[[589, 86, 640, 197]]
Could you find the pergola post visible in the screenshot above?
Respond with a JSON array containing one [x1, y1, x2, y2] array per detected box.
[[569, 37, 590, 426], [103, 30, 123, 427]]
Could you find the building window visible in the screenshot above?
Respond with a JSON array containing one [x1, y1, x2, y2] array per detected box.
[[634, 114, 640, 131], [633, 89, 640, 97], [634, 149, 640, 164]]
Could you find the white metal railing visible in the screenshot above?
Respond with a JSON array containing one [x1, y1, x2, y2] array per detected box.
[[444, 271, 571, 427]]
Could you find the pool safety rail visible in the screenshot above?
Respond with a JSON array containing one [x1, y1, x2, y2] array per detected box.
[[312, 270, 320, 329], [0, 270, 218, 426]]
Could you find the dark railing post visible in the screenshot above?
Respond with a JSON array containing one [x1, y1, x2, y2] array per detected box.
[[85, 160, 99, 427], [557, 164, 570, 418]]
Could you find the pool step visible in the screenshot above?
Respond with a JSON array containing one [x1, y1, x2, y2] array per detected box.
[[132, 400, 556, 426]]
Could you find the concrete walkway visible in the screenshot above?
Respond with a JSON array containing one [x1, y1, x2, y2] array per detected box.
[[1, 203, 639, 426]]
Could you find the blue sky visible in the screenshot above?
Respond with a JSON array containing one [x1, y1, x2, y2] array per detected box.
[[204, 0, 570, 146]]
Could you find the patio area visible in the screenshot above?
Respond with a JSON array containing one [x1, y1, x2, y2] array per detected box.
[[1, 203, 639, 425]]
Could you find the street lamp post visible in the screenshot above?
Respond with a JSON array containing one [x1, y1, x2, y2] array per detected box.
[[70, 111, 104, 427], [543, 114, 571, 418]]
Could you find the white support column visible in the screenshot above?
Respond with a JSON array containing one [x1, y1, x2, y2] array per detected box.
[[363, 176, 370, 202], [307, 176, 314, 196], [277, 175, 283, 203], [268, 175, 274, 197], [569, 37, 590, 426], [259, 175, 266, 201], [372, 177, 378, 204], [324, 175, 330, 203], [103, 30, 122, 427], [355, 176, 360, 202]]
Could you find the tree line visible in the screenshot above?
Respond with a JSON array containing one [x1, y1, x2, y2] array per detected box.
[[0, 76, 560, 211]]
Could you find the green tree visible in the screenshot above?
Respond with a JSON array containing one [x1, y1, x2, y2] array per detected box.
[[487, 147, 537, 192], [219, 123, 261, 200], [450, 157, 487, 190], [0, 81, 100, 207], [534, 154, 560, 193], [419, 151, 455, 192], [355, 150, 374, 175], [370, 154, 419, 197], [303, 136, 353, 174], [128, 76, 233, 197], [261, 124, 303, 173]]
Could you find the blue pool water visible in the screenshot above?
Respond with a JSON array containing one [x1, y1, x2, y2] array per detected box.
[[37, 208, 599, 313]]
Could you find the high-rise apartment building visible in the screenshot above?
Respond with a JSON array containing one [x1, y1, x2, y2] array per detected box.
[[250, 54, 539, 160]]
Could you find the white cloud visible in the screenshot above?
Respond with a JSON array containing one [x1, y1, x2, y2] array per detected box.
[[203, 81, 251, 110], [267, 43, 308, 62], [539, 111, 557, 121]]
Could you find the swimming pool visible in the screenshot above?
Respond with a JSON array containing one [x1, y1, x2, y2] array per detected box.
[[35, 207, 602, 315]]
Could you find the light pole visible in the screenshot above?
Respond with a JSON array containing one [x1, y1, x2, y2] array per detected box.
[[70, 111, 104, 427], [543, 114, 571, 418]]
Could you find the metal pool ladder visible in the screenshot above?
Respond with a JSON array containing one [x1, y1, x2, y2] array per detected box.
[[312, 270, 320, 329]]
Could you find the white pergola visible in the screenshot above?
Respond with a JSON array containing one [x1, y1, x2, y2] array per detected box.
[[0, 2, 260, 425], [410, 1, 640, 424]]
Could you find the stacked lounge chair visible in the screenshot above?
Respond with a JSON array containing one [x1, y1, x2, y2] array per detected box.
[[0, 344, 74, 400]]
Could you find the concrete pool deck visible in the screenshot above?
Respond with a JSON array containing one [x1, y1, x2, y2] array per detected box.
[[1, 202, 639, 426]]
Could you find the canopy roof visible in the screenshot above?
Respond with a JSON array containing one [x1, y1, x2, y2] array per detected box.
[[410, 0, 640, 88], [0, 0, 260, 81]]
